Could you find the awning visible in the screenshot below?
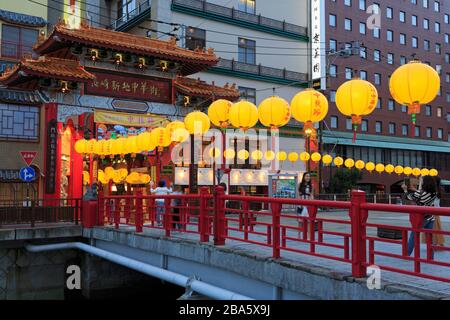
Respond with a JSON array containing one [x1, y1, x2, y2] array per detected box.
[[323, 132, 450, 153]]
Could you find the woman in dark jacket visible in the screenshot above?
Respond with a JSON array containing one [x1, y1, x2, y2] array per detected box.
[[401, 176, 438, 256]]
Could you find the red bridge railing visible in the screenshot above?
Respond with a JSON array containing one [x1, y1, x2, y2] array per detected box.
[[95, 188, 450, 283]]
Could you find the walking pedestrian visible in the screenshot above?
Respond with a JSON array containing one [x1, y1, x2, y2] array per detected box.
[[431, 176, 445, 248], [150, 180, 172, 226], [402, 176, 438, 257]]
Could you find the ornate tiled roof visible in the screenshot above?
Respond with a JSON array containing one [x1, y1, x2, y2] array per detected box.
[[175, 77, 240, 101], [0, 88, 42, 105], [0, 56, 95, 86], [34, 22, 219, 75], [0, 9, 46, 27]]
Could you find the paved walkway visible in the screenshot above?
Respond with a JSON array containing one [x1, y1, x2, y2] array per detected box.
[[107, 209, 450, 298]]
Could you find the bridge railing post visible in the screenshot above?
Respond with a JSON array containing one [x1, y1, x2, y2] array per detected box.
[[164, 197, 172, 237], [214, 186, 226, 245], [199, 187, 209, 242], [135, 190, 143, 233], [271, 201, 281, 259], [350, 190, 368, 278]]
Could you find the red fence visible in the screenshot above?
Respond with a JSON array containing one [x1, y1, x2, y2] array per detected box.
[[97, 188, 450, 283]]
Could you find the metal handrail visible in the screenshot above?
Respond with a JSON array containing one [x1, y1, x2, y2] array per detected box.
[[111, 0, 151, 30]]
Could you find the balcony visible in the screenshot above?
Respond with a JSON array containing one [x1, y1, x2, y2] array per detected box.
[[172, 0, 308, 41], [210, 58, 308, 86], [111, 0, 151, 31]]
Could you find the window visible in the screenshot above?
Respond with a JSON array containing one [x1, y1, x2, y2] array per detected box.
[[400, 33, 406, 45], [445, 14, 449, 24], [435, 43, 441, 54], [435, 22, 440, 33], [359, 22, 366, 35], [361, 120, 368, 132], [374, 73, 381, 85], [345, 0, 352, 6], [185, 27, 206, 50], [426, 127, 432, 138], [386, 7, 393, 19], [402, 124, 408, 136], [423, 0, 428, 8], [447, 93, 450, 103], [346, 118, 352, 130], [238, 0, 256, 14], [446, 73, 450, 83], [402, 105, 407, 112], [400, 56, 407, 65], [118, 0, 136, 19], [0, 104, 39, 141], [345, 18, 352, 31], [373, 28, 380, 39], [345, 67, 353, 79], [329, 39, 337, 52], [329, 64, 337, 77], [437, 107, 442, 117], [434, 1, 440, 11], [423, 18, 429, 29], [412, 15, 417, 26], [412, 36, 418, 48], [445, 34, 449, 44], [359, 0, 366, 10], [415, 126, 420, 137], [330, 90, 336, 102], [331, 116, 338, 128], [425, 105, 432, 116], [436, 64, 442, 74], [359, 46, 367, 59], [238, 87, 256, 104], [329, 14, 336, 27], [1, 25, 38, 59], [387, 53, 394, 64], [424, 40, 430, 51], [399, 11, 405, 22], [388, 99, 395, 111], [375, 121, 382, 133], [389, 123, 396, 134], [387, 30, 393, 42], [374, 50, 380, 61], [238, 38, 256, 64], [437, 128, 443, 139], [359, 70, 367, 80], [376, 98, 382, 109]]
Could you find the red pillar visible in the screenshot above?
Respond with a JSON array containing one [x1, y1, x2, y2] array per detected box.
[[349, 190, 368, 278], [43, 103, 62, 201]]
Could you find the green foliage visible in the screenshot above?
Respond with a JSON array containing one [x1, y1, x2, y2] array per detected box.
[[328, 168, 362, 194]]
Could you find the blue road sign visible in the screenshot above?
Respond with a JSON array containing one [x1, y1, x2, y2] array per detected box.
[[19, 166, 36, 182]]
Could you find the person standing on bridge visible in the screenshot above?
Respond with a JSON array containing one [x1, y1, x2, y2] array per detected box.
[[150, 180, 173, 227], [431, 176, 445, 249], [297, 172, 314, 237], [402, 176, 438, 257]]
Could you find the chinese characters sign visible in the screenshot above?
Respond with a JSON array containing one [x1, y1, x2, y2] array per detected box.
[[45, 119, 57, 194], [86, 72, 172, 103], [94, 110, 168, 127], [311, 0, 325, 88]]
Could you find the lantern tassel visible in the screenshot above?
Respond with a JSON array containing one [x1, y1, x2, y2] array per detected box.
[[352, 124, 358, 143], [411, 113, 416, 138]]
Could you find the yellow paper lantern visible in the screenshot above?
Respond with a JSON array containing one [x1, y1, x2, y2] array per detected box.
[[344, 158, 355, 168], [429, 169, 438, 177], [137, 132, 152, 151], [116, 137, 127, 155], [237, 149, 249, 160], [420, 168, 429, 176], [355, 160, 365, 170], [94, 139, 105, 155], [299, 152, 310, 162], [404, 167, 413, 176], [208, 99, 233, 128], [385, 164, 395, 174], [140, 174, 151, 184], [184, 111, 210, 134], [85, 139, 97, 154], [333, 156, 344, 167], [365, 162, 375, 172], [311, 152, 321, 162], [265, 150, 275, 161], [166, 121, 187, 143], [224, 148, 235, 160], [104, 167, 115, 179], [118, 168, 128, 180], [389, 60, 440, 125], [257, 96, 291, 129], [74, 139, 87, 154], [412, 167, 421, 177], [229, 100, 258, 130], [322, 154, 332, 165], [288, 152, 299, 162], [251, 150, 263, 161], [394, 165, 404, 175], [125, 135, 140, 154], [335, 79, 378, 140], [291, 89, 328, 133], [104, 139, 112, 155], [109, 139, 119, 155], [276, 151, 287, 161], [97, 170, 106, 184], [375, 163, 385, 173], [150, 127, 171, 149]]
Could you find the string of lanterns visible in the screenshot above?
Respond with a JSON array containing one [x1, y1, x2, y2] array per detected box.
[[82, 168, 151, 185]]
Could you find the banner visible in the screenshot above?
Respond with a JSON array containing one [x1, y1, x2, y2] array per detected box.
[[94, 110, 168, 127]]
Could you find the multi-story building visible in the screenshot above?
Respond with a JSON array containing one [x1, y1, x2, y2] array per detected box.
[[0, 0, 49, 200], [322, 0, 450, 193], [100, 0, 313, 193]]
